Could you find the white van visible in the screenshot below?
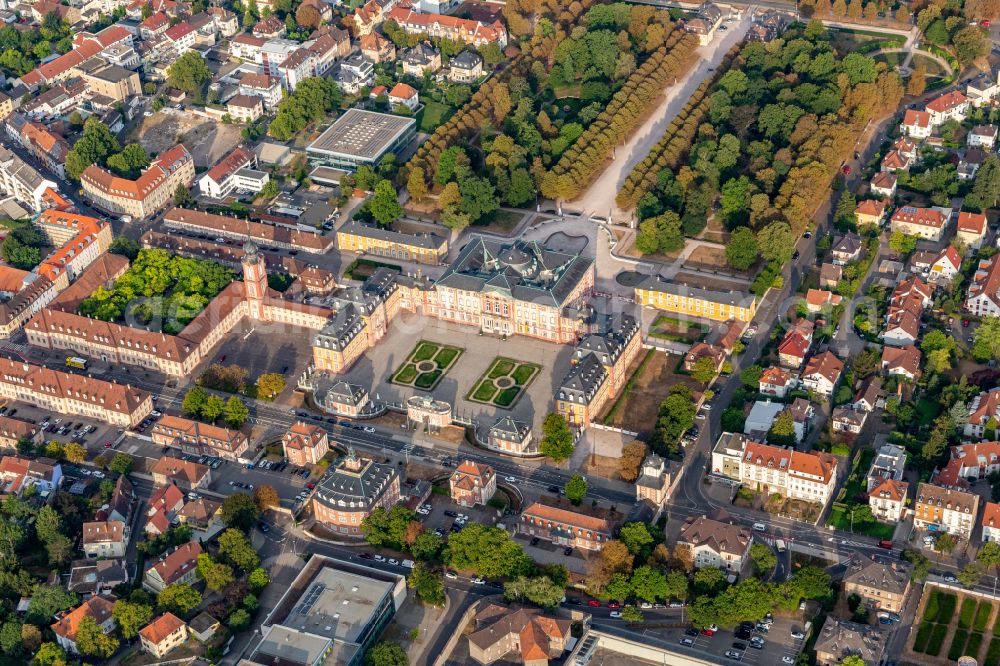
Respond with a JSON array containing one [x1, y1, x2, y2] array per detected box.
[[401, 560, 415, 569]]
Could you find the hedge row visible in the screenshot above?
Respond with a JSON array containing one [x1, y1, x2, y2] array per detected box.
[[914, 622, 933, 652], [923, 588, 941, 622], [541, 31, 699, 200], [960, 597, 978, 629], [938, 592, 958, 624], [994, 604, 1000, 636], [967, 632, 985, 660], [988, 637, 1000, 662], [928, 623, 949, 656], [974, 601, 994, 633], [950, 629, 970, 661], [615, 46, 739, 210]]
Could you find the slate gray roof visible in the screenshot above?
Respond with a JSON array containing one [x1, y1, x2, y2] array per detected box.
[[844, 557, 910, 596], [833, 232, 863, 256], [450, 50, 482, 70], [312, 304, 365, 351], [436, 235, 594, 308], [575, 313, 638, 365], [636, 274, 755, 307], [557, 353, 607, 404], [314, 453, 398, 510], [489, 415, 530, 441], [340, 220, 446, 250], [326, 380, 367, 406]]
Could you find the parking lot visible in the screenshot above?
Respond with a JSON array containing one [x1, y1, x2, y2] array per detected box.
[[663, 614, 806, 666], [0, 401, 123, 456]]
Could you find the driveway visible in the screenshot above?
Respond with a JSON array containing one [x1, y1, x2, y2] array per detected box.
[[570, 14, 753, 221]]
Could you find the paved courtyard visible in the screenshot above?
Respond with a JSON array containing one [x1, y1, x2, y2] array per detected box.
[[339, 318, 574, 431]]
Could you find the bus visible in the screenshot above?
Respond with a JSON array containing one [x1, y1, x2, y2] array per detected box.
[[65, 357, 88, 370]]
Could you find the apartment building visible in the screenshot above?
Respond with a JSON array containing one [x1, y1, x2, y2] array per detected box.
[[385, 7, 507, 47], [163, 207, 334, 253], [0, 145, 58, 212], [868, 478, 908, 522], [718, 440, 838, 508], [239, 72, 282, 109], [925, 90, 969, 126], [82, 520, 128, 558], [198, 146, 264, 199], [635, 274, 756, 322], [890, 206, 949, 241], [935, 441, 1000, 487], [76, 58, 142, 101], [81, 144, 195, 219], [152, 415, 249, 461], [801, 351, 844, 396], [51, 596, 116, 654], [913, 482, 980, 540], [983, 502, 1000, 543], [966, 255, 1000, 317], [957, 211, 988, 249]]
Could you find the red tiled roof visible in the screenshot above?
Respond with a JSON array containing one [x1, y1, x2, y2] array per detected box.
[[958, 211, 987, 235], [148, 541, 202, 585], [804, 351, 843, 384], [389, 82, 417, 99], [926, 90, 967, 114], [892, 206, 945, 229], [869, 477, 907, 503], [139, 612, 185, 645], [903, 109, 930, 128], [51, 595, 114, 641], [881, 344, 921, 376]]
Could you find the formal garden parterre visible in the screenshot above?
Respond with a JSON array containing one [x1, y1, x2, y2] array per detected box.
[[468, 357, 541, 408], [911, 586, 1000, 664], [391, 340, 463, 390]]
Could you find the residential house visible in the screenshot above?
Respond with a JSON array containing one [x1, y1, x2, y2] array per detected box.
[[176, 498, 222, 532], [959, 147, 987, 180], [913, 482, 979, 540], [928, 245, 962, 284], [226, 94, 264, 123], [820, 263, 842, 288], [778, 329, 811, 369], [82, 520, 128, 559], [360, 32, 395, 63], [801, 351, 844, 396], [881, 150, 911, 173], [448, 49, 483, 82], [467, 604, 571, 666], [805, 289, 842, 313], [518, 500, 621, 551], [935, 441, 1000, 487], [855, 199, 888, 228], [759, 367, 795, 398], [282, 421, 330, 467], [143, 541, 203, 593], [52, 595, 116, 654], [814, 618, 887, 666], [150, 456, 211, 490], [901, 109, 931, 139], [890, 206, 949, 241], [967, 68, 1000, 107], [388, 82, 418, 111], [982, 502, 1000, 543], [831, 406, 867, 434], [67, 558, 129, 596], [684, 342, 726, 374], [139, 613, 188, 658], [957, 211, 988, 249], [449, 460, 497, 507], [925, 90, 969, 126], [164, 22, 196, 55], [967, 255, 1000, 317], [869, 478, 908, 522], [881, 344, 921, 381], [253, 14, 286, 39], [239, 73, 282, 110], [843, 556, 911, 614], [333, 54, 375, 94], [676, 515, 751, 573], [738, 441, 839, 507], [0, 455, 62, 495], [788, 397, 815, 438], [969, 124, 998, 149], [832, 232, 864, 265], [401, 42, 441, 76], [870, 171, 897, 199]]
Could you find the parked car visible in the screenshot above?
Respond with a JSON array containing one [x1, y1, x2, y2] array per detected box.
[[445, 570, 458, 579], [684, 628, 699, 637], [610, 611, 622, 618], [587, 600, 601, 607], [752, 523, 766, 532], [791, 629, 805, 640], [680, 638, 694, 647], [725, 650, 741, 659]]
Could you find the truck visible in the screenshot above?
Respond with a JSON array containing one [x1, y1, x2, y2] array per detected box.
[[65, 356, 88, 370], [775, 539, 787, 553]]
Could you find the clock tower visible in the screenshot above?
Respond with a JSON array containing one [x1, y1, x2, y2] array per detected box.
[[242, 240, 267, 321]]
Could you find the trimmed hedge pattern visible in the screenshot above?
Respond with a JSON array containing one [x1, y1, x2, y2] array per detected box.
[[960, 598, 977, 629], [913, 622, 933, 653], [924, 588, 941, 622], [974, 601, 994, 633], [966, 632, 984, 660], [949, 629, 969, 661], [939, 592, 958, 624], [988, 637, 1000, 662], [928, 623, 949, 656]]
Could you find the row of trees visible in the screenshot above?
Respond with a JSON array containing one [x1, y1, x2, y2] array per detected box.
[[540, 31, 699, 201], [181, 386, 250, 428], [616, 49, 737, 210]]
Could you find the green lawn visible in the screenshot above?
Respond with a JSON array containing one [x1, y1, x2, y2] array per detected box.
[[467, 357, 540, 409], [495, 387, 520, 407], [391, 341, 462, 390], [414, 370, 441, 389], [394, 365, 418, 384], [489, 360, 516, 378], [967, 632, 984, 660], [511, 364, 538, 385], [417, 100, 454, 132], [413, 342, 439, 362], [826, 505, 895, 540], [435, 347, 459, 368], [472, 381, 498, 402]]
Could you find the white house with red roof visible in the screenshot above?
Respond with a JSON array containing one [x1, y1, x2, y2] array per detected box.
[[778, 330, 810, 368], [759, 366, 795, 398], [164, 21, 196, 55], [869, 478, 908, 522], [801, 351, 844, 396], [805, 288, 842, 313], [143, 541, 203, 593], [957, 211, 988, 249], [983, 502, 1000, 543], [900, 109, 931, 139], [936, 442, 1000, 488], [928, 245, 962, 284], [82, 520, 128, 559], [966, 255, 1000, 317], [926, 90, 969, 126], [738, 441, 839, 507], [52, 595, 116, 654], [388, 82, 419, 111], [140, 12, 170, 39], [966, 389, 1000, 439], [230, 33, 265, 63], [890, 205, 949, 241], [197, 145, 262, 199], [881, 344, 921, 380], [870, 171, 897, 199]]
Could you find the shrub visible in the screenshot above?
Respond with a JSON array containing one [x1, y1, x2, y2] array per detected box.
[[923, 589, 940, 622], [949, 629, 969, 661], [913, 622, 933, 653], [975, 601, 994, 633], [939, 592, 958, 624], [960, 597, 977, 629], [966, 632, 984, 659], [928, 623, 949, 656]]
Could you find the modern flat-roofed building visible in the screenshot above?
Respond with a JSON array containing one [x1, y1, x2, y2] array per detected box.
[[307, 109, 416, 171], [250, 555, 406, 666]]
